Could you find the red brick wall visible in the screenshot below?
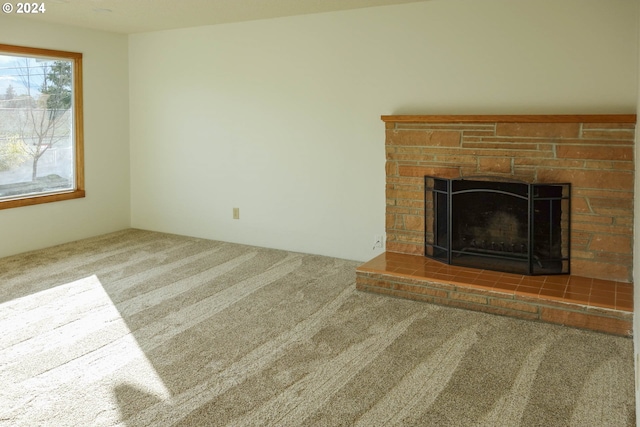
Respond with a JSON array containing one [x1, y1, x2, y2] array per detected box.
[[384, 115, 636, 282]]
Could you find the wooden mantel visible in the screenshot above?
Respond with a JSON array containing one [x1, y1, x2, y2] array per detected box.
[[381, 114, 637, 123]]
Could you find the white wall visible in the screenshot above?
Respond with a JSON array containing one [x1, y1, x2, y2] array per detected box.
[[130, 0, 637, 262], [0, 17, 130, 258]]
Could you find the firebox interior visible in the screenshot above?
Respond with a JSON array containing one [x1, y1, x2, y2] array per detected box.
[[425, 176, 570, 275]]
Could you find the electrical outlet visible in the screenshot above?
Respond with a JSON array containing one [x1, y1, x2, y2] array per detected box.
[[373, 234, 384, 249], [233, 207, 240, 219]]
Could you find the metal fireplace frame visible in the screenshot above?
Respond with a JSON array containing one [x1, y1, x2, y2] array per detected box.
[[424, 176, 571, 276]]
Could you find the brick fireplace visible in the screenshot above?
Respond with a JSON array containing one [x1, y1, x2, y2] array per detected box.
[[356, 115, 636, 336]]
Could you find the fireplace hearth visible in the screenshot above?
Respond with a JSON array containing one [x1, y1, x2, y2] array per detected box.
[[425, 176, 570, 275]]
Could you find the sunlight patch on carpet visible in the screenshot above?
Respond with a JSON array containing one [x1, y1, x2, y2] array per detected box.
[[0, 275, 171, 425]]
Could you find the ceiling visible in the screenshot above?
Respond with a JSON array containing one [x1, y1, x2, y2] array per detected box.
[[5, 0, 429, 34]]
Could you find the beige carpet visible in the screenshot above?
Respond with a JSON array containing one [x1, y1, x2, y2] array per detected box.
[[0, 229, 635, 426]]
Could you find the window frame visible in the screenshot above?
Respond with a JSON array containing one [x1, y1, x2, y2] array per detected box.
[[0, 43, 84, 210]]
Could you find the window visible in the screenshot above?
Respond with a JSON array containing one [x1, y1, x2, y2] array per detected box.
[[0, 44, 83, 209]]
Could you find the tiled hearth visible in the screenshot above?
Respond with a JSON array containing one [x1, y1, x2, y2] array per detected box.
[[356, 252, 632, 336], [358, 114, 635, 337]]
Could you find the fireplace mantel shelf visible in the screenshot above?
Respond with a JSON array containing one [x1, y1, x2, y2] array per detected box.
[[381, 114, 636, 123]]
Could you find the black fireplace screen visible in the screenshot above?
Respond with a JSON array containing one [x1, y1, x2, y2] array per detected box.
[[424, 176, 570, 275]]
